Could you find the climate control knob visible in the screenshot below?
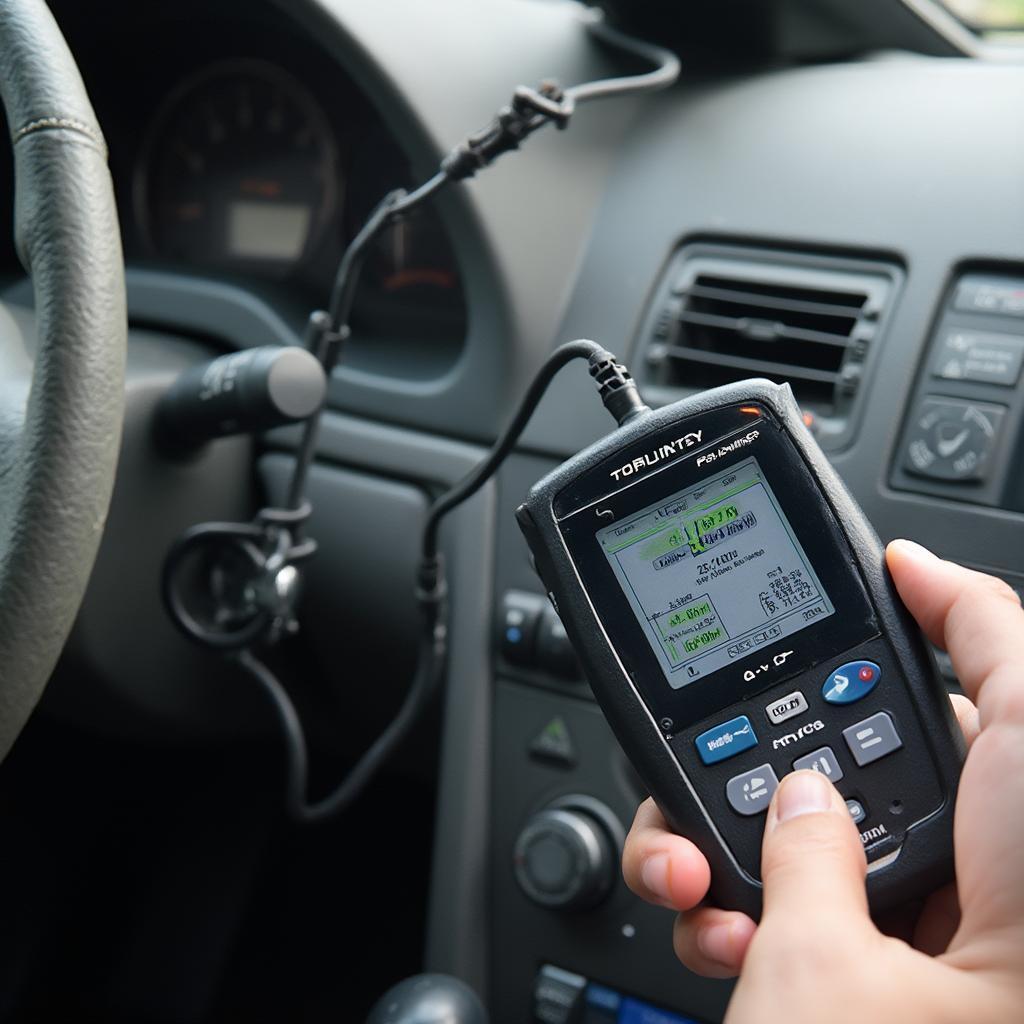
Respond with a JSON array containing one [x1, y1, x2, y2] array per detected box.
[[513, 796, 622, 911]]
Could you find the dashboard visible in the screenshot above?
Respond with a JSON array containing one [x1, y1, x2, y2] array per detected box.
[[0, 0, 467, 346], [0, 1, 1022, 1023]]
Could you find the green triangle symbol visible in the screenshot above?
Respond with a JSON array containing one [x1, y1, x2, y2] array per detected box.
[[544, 717, 568, 741]]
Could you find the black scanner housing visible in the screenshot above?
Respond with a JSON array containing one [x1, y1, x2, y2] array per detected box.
[[516, 379, 964, 918]]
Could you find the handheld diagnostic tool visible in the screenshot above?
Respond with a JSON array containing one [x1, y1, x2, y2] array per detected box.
[[516, 380, 964, 916]]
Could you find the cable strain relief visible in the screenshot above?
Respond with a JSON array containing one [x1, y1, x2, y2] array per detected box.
[[588, 351, 651, 427]]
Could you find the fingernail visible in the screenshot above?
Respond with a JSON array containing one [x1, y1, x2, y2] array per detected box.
[[775, 771, 832, 825], [697, 922, 735, 967], [640, 853, 672, 904], [890, 539, 936, 562]]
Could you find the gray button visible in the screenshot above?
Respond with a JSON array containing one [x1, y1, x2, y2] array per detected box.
[[792, 746, 844, 782], [846, 798, 866, 824], [843, 712, 903, 767], [933, 329, 1024, 387], [954, 279, 1024, 318], [765, 690, 808, 726], [726, 764, 779, 816], [903, 398, 1006, 482]]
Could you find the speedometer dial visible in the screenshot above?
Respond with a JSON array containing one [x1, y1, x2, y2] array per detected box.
[[136, 60, 338, 272]]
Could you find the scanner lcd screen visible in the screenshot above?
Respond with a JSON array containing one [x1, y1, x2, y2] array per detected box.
[[596, 455, 835, 689]]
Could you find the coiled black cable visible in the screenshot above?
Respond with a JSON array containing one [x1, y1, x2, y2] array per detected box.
[[220, 9, 675, 822], [233, 604, 442, 825], [235, 340, 646, 823]]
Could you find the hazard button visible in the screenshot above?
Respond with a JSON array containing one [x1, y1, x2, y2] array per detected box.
[[529, 717, 577, 768]]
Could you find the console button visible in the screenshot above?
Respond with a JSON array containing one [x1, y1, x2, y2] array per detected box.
[[933, 329, 1024, 387], [822, 660, 881, 704], [903, 398, 1006, 482], [499, 591, 546, 665], [529, 716, 577, 769], [843, 712, 903, 767], [726, 764, 779, 816], [514, 807, 616, 912], [792, 746, 844, 782], [533, 965, 586, 1024], [954, 279, 1024, 318], [846, 798, 867, 824], [765, 690, 808, 726], [695, 715, 757, 765]]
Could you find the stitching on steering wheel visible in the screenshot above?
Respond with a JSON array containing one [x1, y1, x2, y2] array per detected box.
[[13, 115, 106, 154]]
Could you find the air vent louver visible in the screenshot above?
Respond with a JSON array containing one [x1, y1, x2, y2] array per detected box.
[[639, 247, 901, 449]]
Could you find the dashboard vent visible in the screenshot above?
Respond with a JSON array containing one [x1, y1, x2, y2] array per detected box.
[[638, 246, 901, 449]]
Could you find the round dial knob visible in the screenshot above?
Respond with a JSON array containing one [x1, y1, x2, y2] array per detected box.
[[365, 973, 487, 1024], [513, 798, 620, 911]]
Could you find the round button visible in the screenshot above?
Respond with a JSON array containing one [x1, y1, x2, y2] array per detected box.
[[903, 398, 1005, 482], [522, 833, 575, 893], [513, 800, 622, 912]]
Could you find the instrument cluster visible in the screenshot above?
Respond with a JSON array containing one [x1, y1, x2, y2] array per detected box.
[[77, 4, 468, 344]]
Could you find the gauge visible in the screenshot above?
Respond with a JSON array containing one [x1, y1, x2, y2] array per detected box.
[[344, 129, 466, 338], [136, 60, 338, 272]]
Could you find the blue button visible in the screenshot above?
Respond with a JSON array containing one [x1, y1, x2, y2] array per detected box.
[[695, 715, 757, 765], [822, 660, 881, 704]]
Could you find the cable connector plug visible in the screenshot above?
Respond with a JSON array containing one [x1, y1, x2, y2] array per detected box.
[[416, 554, 448, 607], [588, 350, 651, 427], [441, 81, 572, 182]]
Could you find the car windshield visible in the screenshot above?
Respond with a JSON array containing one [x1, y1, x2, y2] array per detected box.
[[939, 0, 1024, 37]]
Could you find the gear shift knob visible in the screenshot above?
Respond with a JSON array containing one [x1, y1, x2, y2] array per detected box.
[[366, 974, 487, 1024]]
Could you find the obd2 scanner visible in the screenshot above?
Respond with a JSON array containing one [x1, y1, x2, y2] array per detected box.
[[517, 380, 964, 917]]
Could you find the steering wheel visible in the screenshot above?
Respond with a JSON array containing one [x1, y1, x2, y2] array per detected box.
[[0, 0, 126, 759]]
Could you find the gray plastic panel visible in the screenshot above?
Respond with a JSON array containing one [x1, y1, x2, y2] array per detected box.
[[266, 410, 496, 999], [890, 270, 1024, 508], [490, 680, 732, 1024], [259, 455, 431, 758]]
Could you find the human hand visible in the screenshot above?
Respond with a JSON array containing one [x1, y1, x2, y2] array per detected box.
[[621, 540, 1024, 1021]]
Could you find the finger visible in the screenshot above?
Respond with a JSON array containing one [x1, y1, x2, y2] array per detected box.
[[671, 906, 757, 979], [886, 540, 1024, 726], [949, 693, 980, 749], [622, 798, 711, 911], [759, 771, 872, 932], [912, 882, 961, 957]]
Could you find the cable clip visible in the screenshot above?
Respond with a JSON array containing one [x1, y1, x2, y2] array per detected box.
[[441, 80, 572, 181], [304, 309, 350, 363]]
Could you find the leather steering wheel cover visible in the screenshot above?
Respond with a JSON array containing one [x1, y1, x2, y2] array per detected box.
[[0, 0, 126, 757]]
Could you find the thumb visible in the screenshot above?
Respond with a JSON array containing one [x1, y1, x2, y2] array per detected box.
[[760, 771, 872, 930]]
